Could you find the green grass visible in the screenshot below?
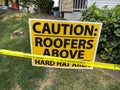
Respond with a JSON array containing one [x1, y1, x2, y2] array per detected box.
[[0, 12, 47, 90], [0, 12, 120, 90], [50, 69, 120, 90]]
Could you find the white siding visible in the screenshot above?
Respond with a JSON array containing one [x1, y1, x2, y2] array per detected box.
[[89, 0, 120, 8]]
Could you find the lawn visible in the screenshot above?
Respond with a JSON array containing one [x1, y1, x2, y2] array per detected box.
[[0, 11, 120, 90]]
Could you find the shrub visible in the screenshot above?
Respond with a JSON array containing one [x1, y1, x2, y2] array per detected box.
[[80, 3, 120, 64]]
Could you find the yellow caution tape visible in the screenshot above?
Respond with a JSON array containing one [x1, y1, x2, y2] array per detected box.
[[0, 49, 120, 70]]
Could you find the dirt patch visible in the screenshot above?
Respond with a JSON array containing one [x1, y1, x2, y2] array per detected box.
[[98, 68, 120, 80], [39, 69, 56, 90], [2, 13, 27, 21], [11, 30, 25, 38], [11, 83, 21, 90], [96, 54, 120, 80], [0, 11, 6, 15]]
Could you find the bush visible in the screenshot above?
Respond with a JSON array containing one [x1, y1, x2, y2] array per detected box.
[[35, 0, 54, 13], [80, 3, 120, 64]]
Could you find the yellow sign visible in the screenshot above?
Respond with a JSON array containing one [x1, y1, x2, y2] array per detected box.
[[29, 19, 102, 69]]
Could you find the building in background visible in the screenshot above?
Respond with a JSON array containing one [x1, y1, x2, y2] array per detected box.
[[59, 0, 120, 21]]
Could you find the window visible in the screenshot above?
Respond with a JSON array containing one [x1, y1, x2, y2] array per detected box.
[[73, 0, 87, 10]]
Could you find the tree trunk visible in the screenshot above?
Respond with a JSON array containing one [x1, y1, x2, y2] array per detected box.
[[16, 0, 19, 8], [5, 0, 8, 6]]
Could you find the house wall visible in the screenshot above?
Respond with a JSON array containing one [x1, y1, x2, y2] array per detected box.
[[64, 11, 82, 21], [60, 0, 120, 21], [61, 0, 73, 12], [88, 0, 120, 8]]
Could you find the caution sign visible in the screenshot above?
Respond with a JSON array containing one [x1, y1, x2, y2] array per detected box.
[[29, 19, 102, 69]]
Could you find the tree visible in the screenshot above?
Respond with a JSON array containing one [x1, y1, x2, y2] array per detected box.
[[34, 0, 54, 13]]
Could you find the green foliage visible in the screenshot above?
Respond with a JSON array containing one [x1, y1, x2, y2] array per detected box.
[[80, 3, 120, 63], [34, 0, 54, 13], [53, 7, 59, 11]]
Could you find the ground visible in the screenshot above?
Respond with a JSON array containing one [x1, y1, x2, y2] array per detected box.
[[0, 11, 120, 90], [96, 54, 120, 80]]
